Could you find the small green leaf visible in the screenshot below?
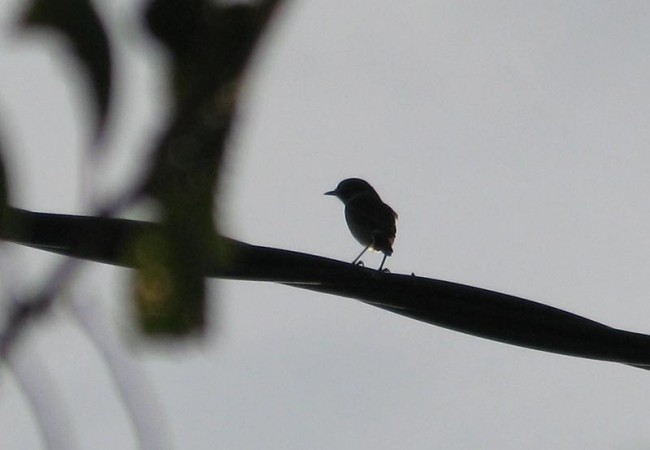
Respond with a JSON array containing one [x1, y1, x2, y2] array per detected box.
[[22, 0, 113, 144]]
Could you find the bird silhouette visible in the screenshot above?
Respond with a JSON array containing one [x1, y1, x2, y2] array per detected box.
[[325, 178, 398, 271]]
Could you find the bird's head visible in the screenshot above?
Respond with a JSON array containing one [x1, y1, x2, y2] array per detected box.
[[325, 178, 377, 203]]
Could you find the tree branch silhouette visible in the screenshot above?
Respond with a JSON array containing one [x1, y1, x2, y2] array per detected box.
[[3, 206, 650, 370]]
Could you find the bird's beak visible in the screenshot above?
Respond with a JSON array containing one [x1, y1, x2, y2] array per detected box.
[[324, 190, 336, 196]]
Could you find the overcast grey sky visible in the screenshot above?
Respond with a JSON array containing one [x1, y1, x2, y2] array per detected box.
[[2, 1, 650, 449]]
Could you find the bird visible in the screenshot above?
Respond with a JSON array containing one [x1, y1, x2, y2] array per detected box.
[[325, 178, 398, 271]]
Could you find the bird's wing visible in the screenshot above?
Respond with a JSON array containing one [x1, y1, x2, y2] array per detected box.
[[346, 195, 397, 238]]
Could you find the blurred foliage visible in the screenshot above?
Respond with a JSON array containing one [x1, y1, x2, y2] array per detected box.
[[134, 0, 280, 336], [11, 0, 282, 337], [21, 0, 112, 143]]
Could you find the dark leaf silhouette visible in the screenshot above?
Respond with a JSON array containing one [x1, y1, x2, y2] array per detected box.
[[22, 0, 112, 143]]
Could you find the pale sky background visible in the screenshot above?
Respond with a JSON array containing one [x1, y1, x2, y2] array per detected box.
[[2, 0, 650, 449]]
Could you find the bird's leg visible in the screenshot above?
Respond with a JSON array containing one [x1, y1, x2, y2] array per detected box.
[[351, 244, 371, 266], [378, 253, 389, 272]]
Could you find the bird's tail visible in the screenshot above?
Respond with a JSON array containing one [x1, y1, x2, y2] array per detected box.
[[371, 230, 393, 256]]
